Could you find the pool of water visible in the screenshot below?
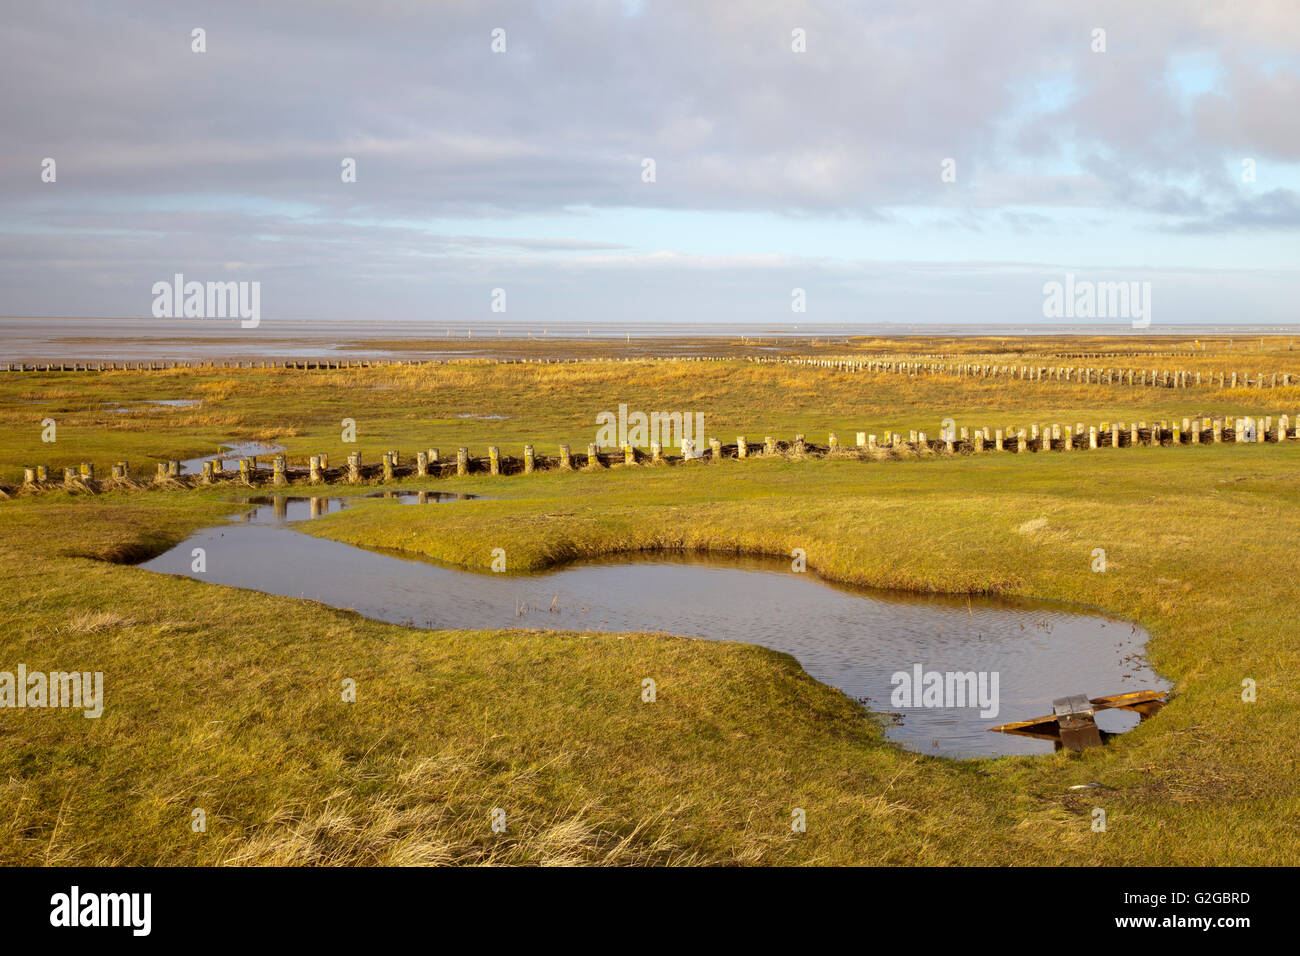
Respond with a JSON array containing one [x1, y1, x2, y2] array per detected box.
[[179, 441, 286, 475], [138, 494, 1167, 758], [103, 399, 200, 412]]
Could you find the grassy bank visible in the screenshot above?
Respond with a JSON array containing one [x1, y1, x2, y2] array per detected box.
[[1, 350, 1297, 865]]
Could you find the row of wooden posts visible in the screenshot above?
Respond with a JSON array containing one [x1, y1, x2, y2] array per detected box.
[[4, 353, 1298, 389], [16, 413, 1295, 492], [747, 354, 1298, 390]]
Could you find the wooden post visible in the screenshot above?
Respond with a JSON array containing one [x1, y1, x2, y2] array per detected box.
[[994, 429, 1004, 451], [310, 456, 322, 482], [855, 431, 866, 448], [624, 444, 636, 465], [1191, 421, 1201, 444], [1063, 427, 1073, 450], [586, 443, 600, 468], [118, 461, 130, 479], [1016, 429, 1027, 453], [348, 452, 361, 483], [794, 434, 806, 455], [457, 448, 469, 476], [737, 437, 748, 459], [320, 452, 329, 470], [868, 435, 877, 450], [1279, 415, 1289, 443], [64, 467, 78, 488], [488, 446, 500, 475], [524, 445, 535, 473], [1129, 423, 1139, 448], [416, 451, 429, 476], [1213, 420, 1222, 443], [559, 445, 572, 470], [240, 458, 253, 484], [426, 448, 438, 465], [765, 436, 776, 455], [36, 465, 48, 482], [273, 454, 288, 485], [23, 466, 36, 484], [651, 441, 662, 463], [200, 460, 214, 483], [828, 433, 839, 453], [973, 433, 984, 452]]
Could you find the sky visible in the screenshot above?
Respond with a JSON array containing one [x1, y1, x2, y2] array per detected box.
[[1, 0, 1298, 328]]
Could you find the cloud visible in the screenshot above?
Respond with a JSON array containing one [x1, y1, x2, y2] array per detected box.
[[0, 0, 1297, 322]]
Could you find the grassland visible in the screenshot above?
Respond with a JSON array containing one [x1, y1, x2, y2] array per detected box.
[[1, 337, 1298, 865]]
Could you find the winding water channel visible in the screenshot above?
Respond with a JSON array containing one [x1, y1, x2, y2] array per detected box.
[[139, 492, 1168, 758]]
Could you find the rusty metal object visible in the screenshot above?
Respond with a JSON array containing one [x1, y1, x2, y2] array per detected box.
[[1053, 695, 1103, 751]]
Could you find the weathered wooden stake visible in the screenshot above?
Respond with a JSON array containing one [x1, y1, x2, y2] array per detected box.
[[23, 466, 37, 484], [737, 437, 748, 459], [624, 444, 636, 465], [382, 453, 394, 481], [650, 441, 662, 463], [765, 436, 776, 455], [310, 456, 322, 482], [273, 454, 288, 485], [586, 443, 600, 468], [348, 452, 361, 482], [488, 446, 500, 475], [457, 448, 469, 476], [559, 445, 572, 470], [523, 445, 535, 473]]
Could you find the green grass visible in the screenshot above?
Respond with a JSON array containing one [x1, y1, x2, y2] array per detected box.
[[3, 358, 1297, 486], [1, 351, 1298, 865]]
